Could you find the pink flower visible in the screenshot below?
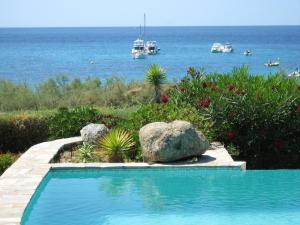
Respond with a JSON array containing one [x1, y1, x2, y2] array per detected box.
[[236, 91, 241, 95], [297, 105, 300, 113]]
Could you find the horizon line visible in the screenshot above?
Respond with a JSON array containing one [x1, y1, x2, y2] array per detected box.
[[0, 25, 300, 29]]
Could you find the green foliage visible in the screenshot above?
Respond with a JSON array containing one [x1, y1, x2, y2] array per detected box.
[[76, 144, 95, 163], [118, 102, 213, 160], [98, 129, 135, 162], [48, 107, 98, 139], [145, 64, 167, 103], [0, 153, 17, 175], [168, 66, 300, 168], [0, 114, 48, 153], [0, 76, 154, 111]]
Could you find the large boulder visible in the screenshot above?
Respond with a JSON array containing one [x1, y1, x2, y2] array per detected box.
[[139, 120, 209, 162], [80, 123, 109, 145]]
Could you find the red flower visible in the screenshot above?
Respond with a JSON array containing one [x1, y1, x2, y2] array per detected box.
[[236, 91, 241, 95], [198, 98, 210, 108], [227, 85, 236, 91], [161, 95, 169, 103], [226, 130, 235, 139], [297, 105, 300, 113], [107, 125, 113, 129], [202, 82, 208, 88]]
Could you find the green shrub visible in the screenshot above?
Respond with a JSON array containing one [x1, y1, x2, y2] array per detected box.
[[97, 129, 135, 162], [0, 114, 49, 153], [47, 106, 125, 139], [168, 66, 300, 169], [76, 144, 95, 163], [48, 107, 98, 139], [118, 102, 214, 160], [0, 153, 17, 175]]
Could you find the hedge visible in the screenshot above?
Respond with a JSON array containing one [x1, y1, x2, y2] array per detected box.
[[0, 114, 49, 153]]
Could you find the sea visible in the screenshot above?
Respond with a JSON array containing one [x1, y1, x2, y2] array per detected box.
[[0, 26, 299, 85]]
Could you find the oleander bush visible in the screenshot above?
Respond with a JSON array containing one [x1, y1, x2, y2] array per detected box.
[[0, 153, 18, 175], [168, 66, 300, 168], [0, 114, 48, 153]]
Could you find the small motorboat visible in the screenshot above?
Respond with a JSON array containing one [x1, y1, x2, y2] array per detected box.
[[223, 43, 234, 53], [264, 58, 280, 67], [244, 49, 252, 56], [287, 68, 300, 78]]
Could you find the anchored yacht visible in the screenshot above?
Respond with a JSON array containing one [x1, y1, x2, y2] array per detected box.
[[223, 43, 234, 53], [145, 41, 160, 55], [131, 14, 160, 59], [211, 43, 234, 53], [132, 38, 146, 59], [211, 43, 223, 53]]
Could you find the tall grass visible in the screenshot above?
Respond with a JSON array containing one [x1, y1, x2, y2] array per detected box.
[[0, 76, 158, 111]]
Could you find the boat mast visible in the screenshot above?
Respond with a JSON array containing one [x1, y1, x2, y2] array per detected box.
[[143, 13, 146, 40]]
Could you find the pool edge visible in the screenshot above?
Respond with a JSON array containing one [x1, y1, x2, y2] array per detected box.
[[0, 137, 245, 225]]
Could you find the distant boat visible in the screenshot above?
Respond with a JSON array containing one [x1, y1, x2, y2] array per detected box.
[[264, 58, 280, 67], [131, 14, 159, 59], [132, 38, 146, 59], [211, 43, 233, 53], [211, 43, 223, 53], [222, 43, 234, 53], [287, 68, 300, 78], [145, 41, 160, 55], [244, 49, 252, 56]]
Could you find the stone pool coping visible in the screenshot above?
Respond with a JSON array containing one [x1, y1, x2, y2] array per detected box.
[[0, 137, 246, 225]]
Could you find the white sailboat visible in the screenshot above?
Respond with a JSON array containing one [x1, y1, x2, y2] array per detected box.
[[131, 14, 160, 59], [131, 25, 146, 59]]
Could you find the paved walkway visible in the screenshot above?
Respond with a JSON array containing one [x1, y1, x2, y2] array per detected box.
[[0, 138, 245, 225]]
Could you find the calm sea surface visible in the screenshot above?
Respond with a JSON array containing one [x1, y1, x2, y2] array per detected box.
[[0, 26, 300, 84]]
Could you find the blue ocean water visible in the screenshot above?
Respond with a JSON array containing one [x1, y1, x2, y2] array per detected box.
[[22, 168, 300, 225], [0, 26, 300, 84]]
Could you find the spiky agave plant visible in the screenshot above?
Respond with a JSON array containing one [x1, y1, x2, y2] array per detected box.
[[145, 64, 166, 103], [77, 144, 95, 163], [98, 129, 135, 162]]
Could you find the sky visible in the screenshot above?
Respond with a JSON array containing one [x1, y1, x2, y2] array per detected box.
[[0, 0, 299, 27]]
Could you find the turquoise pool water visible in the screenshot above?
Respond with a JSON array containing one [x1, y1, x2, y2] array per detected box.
[[22, 168, 300, 225]]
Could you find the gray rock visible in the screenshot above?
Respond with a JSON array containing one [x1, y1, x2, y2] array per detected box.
[[80, 123, 109, 145], [139, 120, 209, 162]]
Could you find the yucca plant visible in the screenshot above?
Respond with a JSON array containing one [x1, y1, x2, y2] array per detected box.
[[98, 129, 135, 162], [145, 64, 166, 103], [76, 144, 95, 163]]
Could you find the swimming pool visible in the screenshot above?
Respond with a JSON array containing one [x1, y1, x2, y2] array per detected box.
[[22, 168, 300, 225]]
